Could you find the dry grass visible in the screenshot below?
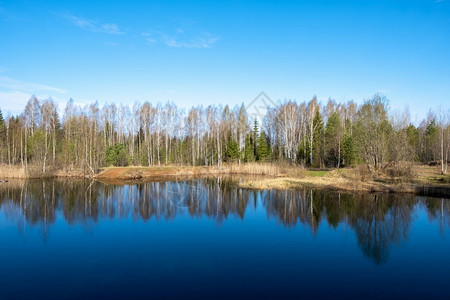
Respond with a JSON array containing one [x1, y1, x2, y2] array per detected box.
[[2, 162, 448, 197], [93, 163, 450, 197], [95, 163, 305, 181], [0, 165, 27, 179], [414, 164, 450, 184], [239, 169, 362, 191], [217, 162, 304, 177], [238, 169, 418, 194], [238, 164, 450, 196], [54, 169, 87, 178], [0, 164, 68, 179]]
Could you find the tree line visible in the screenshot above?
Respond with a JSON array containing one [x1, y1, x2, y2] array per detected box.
[[0, 93, 449, 174]]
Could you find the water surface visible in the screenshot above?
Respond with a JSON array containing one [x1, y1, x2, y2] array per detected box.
[[0, 178, 449, 299]]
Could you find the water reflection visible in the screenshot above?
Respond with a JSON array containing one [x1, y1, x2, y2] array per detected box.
[[1, 178, 449, 265]]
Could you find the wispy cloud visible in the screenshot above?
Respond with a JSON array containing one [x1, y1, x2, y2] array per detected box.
[[0, 90, 34, 115], [142, 28, 219, 48], [0, 90, 69, 116], [0, 75, 68, 115], [60, 13, 124, 35], [164, 35, 219, 48], [0, 76, 67, 94]]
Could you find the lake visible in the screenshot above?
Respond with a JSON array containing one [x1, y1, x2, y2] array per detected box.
[[0, 178, 449, 299]]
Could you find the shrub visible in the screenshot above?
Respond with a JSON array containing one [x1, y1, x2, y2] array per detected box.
[[105, 143, 129, 166]]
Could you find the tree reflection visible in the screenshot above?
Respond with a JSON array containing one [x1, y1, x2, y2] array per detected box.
[[253, 189, 427, 264], [263, 189, 320, 233], [0, 179, 449, 264], [424, 197, 450, 234], [349, 194, 416, 264]]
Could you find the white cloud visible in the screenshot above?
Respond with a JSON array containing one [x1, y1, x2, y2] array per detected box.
[[0, 90, 75, 117], [99, 23, 122, 35], [0, 76, 67, 94], [0, 90, 32, 115], [0, 75, 68, 115], [142, 29, 219, 48], [163, 35, 218, 48], [61, 13, 124, 35]]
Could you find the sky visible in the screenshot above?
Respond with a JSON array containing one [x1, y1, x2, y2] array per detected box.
[[0, 0, 449, 123]]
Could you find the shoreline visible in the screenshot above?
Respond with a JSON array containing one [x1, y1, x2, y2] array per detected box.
[[2, 164, 450, 198], [238, 177, 450, 198], [93, 165, 450, 198]]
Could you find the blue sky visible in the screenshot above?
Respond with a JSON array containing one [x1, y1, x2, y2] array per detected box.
[[0, 0, 449, 122]]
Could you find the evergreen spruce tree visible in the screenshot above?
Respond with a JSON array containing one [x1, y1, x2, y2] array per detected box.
[[324, 112, 342, 167], [297, 142, 307, 163], [257, 131, 270, 161], [425, 119, 438, 162], [253, 118, 259, 156], [106, 143, 129, 166], [227, 136, 240, 161], [406, 124, 419, 161], [0, 109, 5, 137], [312, 110, 324, 168], [342, 133, 356, 166], [0, 109, 4, 163], [244, 135, 255, 162]]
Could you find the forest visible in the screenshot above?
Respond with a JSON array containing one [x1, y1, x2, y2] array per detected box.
[[0, 93, 449, 176]]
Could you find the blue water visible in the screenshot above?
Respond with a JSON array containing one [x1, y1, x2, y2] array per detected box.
[[0, 179, 449, 299]]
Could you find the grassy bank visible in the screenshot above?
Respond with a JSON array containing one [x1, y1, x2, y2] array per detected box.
[[0, 165, 28, 179], [0, 164, 86, 179], [2, 163, 450, 198], [94, 164, 450, 197], [94, 163, 301, 182], [238, 169, 416, 193], [238, 165, 450, 197]]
